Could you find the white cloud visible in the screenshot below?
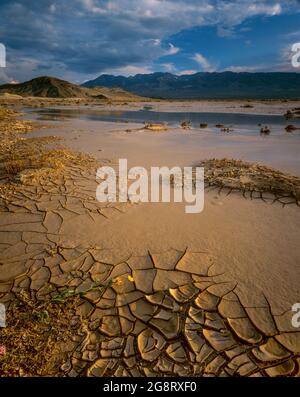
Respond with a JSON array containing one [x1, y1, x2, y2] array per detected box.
[[161, 63, 176, 72], [0, 0, 298, 82], [248, 3, 281, 16], [177, 69, 198, 75], [165, 43, 180, 56], [224, 65, 266, 72], [192, 53, 216, 72], [103, 64, 153, 76]]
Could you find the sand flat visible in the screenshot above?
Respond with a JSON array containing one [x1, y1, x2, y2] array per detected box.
[[1, 102, 300, 377]]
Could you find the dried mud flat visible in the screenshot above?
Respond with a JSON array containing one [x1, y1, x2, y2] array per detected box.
[[0, 108, 300, 377]]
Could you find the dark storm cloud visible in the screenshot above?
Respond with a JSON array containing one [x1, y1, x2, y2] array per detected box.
[[0, 0, 299, 82]]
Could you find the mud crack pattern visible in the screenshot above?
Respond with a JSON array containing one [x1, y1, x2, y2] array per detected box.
[[0, 163, 299, 377]]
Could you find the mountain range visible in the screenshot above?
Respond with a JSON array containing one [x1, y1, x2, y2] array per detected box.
[[82, 72, 300, 99], [0, 76, 143, 100]]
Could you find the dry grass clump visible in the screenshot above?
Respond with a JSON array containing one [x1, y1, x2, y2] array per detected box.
[[0, 106, 93, 185], [144, 123, 168, 131], [0, 293, 81, 377], [200, 158, 300, 201], [0, 107, 35, 135]]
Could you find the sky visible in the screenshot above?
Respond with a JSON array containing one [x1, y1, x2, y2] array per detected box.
[[0, 0, 300, 84]]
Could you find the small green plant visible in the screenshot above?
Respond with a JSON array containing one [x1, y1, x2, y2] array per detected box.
[[51, 279, 112, 304], [33, 309, 50, 323]]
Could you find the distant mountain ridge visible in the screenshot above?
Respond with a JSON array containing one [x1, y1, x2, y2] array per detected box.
[[82, 72, 300, 99], [0, 76, 98, 98]]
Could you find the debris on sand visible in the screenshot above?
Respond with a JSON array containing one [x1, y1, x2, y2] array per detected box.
[[199, 158, 300, 205], [285, 124, 298, 132], [144, 123, 168, 131], [180, 120, 191, 129], [260, 126, 271, 135], [284, 110, 293, 119], [221, 127, 231, 133], [200, 123, 208, 128]]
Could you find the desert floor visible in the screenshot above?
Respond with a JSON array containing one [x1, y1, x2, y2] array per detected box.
[[0, 101, 300, 377]]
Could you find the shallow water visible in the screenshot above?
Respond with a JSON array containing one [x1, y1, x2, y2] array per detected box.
[[31, 108, 300, 137]]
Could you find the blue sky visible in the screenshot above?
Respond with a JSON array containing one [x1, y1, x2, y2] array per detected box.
[[0, 0, 300, 83]]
